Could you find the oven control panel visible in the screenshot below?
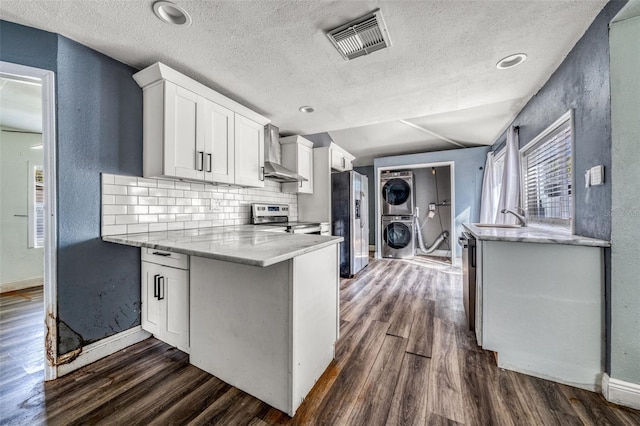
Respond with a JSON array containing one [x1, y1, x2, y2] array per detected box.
[[252, 203, 289, 218]]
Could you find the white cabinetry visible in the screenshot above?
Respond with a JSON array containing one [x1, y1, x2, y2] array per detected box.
[[234, 114, 265, 188], [330, 144, 354, 172], [280, 136, 314, 194], [141, 248, 190, 353], [134, 62, 269, 187]]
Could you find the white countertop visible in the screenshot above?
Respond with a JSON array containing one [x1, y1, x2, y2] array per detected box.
[[102, 225, 343, 267], [463, 223, 610, 247]]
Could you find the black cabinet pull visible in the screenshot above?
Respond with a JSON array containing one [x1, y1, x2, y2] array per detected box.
[[152, 251, 171, 257], [158, 276, 165, 301], [153, 274, 160, 298], [260, 166, 265, 181], [207, 153, 212, 172], [196, 151, 204, 171]]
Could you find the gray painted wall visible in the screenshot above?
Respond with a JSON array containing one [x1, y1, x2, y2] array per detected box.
[[490, 1, 626, 241], [374, 146, 489, 258], [1, 20, 143, 355], [610, 12, 640, 386], [353, 166, 375, 245]]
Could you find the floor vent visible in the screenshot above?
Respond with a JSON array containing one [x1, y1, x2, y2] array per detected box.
[[327, 9, 392, 61]]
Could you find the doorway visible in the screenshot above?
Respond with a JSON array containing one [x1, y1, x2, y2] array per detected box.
[[0, 61, 57, 380]]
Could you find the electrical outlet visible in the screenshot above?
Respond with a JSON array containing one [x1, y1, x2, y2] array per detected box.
[[210, 199, 222, 211]]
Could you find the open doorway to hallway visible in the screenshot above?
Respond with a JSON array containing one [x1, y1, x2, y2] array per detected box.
[[0, 61, 57, 382]]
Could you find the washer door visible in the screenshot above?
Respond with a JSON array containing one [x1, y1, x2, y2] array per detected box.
[[383, 222, 412, 249], [382, 178, 411, 206]]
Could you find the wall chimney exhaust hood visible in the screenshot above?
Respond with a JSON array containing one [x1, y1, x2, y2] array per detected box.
[[264, 124, 308, 183]]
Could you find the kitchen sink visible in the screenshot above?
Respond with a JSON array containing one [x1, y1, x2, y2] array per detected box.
[[473, 223, 523, 229]]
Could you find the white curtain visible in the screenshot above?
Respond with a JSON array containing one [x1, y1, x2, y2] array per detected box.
[[496, 126, 521, 224], [479, 152, 500, 223]]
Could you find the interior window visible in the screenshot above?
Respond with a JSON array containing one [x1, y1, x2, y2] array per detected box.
[[28, 164, 44, 248], [520, 112, 573, 228]]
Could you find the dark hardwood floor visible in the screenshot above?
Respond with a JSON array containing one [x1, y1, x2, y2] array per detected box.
[[2, 260, 639, 425]]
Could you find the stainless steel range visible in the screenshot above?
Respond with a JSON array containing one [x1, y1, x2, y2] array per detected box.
[[251, 203, 330, 235]]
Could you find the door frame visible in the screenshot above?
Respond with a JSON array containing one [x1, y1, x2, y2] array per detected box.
[[1, 61, 58, 380], [376, 161, 457, 266]]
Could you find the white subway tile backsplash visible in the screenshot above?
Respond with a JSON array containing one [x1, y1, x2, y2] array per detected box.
[[115, 195, 138, 205], [103, 184, 128, 195], [101, 174, 298, 235], [103, 205, 127, 215], [128, 205, 149, 214], [114, 175, 139, 186], [127, 224, 149, 234], [128, 186, 149, 196]]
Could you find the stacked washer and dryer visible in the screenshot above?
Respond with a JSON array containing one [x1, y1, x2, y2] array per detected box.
[[381, 171, 416, 259]]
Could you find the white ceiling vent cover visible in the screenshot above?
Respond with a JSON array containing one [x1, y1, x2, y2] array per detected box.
[[327, 9, 392, 61]]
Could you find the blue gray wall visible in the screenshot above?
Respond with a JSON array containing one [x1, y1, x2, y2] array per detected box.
[[491, 1, 626, 241], [374, 146, 489, 258], [1, 20, 143, 355]]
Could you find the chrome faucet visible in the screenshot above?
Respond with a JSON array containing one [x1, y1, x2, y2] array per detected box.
[[501, 207, 527, 227]]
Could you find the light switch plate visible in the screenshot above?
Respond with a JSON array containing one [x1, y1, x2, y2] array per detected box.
[[590, 165, 604, 186]]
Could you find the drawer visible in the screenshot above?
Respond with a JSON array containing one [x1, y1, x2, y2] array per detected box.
[[141, 248, 189, 270]]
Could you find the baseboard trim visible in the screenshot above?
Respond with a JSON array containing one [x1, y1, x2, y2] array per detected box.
[[0, 277, 43, 293], [602, 373, 640, 410], [57, 326, 151, 377]]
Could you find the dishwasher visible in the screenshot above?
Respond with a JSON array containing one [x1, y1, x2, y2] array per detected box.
[[459, 232, 476, 332]]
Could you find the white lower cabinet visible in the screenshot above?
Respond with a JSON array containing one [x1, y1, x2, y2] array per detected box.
[[141, 250, 190, 353]]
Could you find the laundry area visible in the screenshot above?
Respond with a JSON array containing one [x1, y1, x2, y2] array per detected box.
[[379, 164, 453, 263]]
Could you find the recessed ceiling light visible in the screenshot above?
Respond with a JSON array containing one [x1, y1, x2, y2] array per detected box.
[[153, 1, 192, 27], [299, 106, 315, 113], [496, 53, 527, 70]]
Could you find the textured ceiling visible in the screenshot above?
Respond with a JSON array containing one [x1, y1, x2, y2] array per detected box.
[[0, 0, 607, 164], [0, 78, 42, 133]]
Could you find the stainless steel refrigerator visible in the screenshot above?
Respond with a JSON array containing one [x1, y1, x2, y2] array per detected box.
[[331, 171, 369, 277]]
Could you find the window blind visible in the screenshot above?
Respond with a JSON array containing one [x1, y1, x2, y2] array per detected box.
[[34, 166, 44, 248], [522, 122, 572, 224]]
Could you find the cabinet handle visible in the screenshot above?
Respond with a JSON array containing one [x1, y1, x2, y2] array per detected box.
[[158, 276, 165, 300], [196, 151, 204, 171], [207, 153, 212, 173], [260, 166, 265, 181], [152, 251, 171, 257], [342, 157, 345, 168], [153, 274, 160, 298], [299, 180, 303, 188]]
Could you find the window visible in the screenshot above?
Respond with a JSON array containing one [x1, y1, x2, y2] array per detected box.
[[28, 164, 44, 248], [520, 111, 573, 228]]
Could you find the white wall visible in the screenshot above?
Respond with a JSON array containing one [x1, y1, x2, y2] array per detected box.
[[610, 12, 640, 390], [0, 130, 44, 289]]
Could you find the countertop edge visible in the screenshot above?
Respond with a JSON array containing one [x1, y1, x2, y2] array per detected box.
[[462, 224, 611, 248], [102, 234, 344, 267]]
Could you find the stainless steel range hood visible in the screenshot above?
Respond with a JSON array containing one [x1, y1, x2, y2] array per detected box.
[[264, 124, 308, 183]]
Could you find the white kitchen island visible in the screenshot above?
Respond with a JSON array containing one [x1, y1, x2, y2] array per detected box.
[[103, 226, 342, 416]]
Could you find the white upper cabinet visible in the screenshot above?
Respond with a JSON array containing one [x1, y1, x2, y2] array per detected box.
[[234, 114, 265, 188], [330, 144, 355, 172], [280, 135, 314, 194], [134, 63, 269, 187], [203, 101, 235, 184]]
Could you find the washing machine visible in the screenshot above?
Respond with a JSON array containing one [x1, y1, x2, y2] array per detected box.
[[382, 216, 415, 259], [381, 171, 414, 216]]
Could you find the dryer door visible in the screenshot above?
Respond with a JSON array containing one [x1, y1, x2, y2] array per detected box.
[[382, 178, 412, 215], [383, 222, 412, 249]]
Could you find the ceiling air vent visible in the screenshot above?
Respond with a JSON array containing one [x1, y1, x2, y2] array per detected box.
[[327, 9, 392, 61]]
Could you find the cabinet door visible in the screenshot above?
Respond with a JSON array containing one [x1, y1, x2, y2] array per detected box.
[[161, 266, 190, 352], [164, 82, 204, 180], [234, 114, 265, 188], [298, 144, 314, 194], [141, 262, 163, 335], [203, 100, 235, 184], [330, 148, 346, 172]]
